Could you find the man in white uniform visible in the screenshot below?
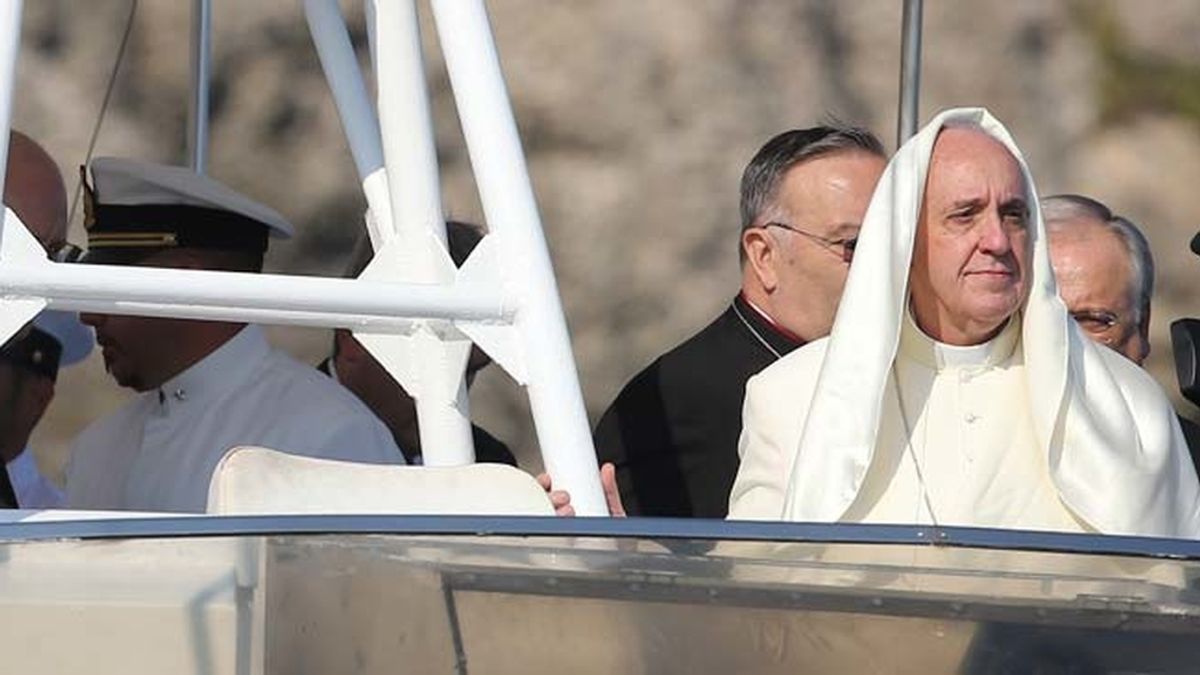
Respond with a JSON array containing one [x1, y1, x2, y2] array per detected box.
[[65, 158, 404, 513], [729, 109, 1200, 537]]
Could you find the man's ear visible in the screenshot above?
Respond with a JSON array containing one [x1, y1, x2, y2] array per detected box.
[[742, 227, 779, 292]]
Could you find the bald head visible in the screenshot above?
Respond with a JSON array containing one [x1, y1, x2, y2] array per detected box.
[[5, 131, 67, 253], [1043, 194, 1152, 365]]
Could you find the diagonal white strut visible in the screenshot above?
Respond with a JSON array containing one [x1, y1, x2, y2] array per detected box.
[[304, 0, 392, 250], [430, 0, 605, 514]]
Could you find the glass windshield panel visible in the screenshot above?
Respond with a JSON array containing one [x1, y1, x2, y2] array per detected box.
[[2, 530, 1198, 673]]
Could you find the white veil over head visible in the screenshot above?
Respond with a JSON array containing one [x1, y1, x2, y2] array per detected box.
[[782, 107, 1200, 537]]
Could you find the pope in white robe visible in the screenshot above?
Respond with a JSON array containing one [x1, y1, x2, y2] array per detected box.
[[728, 108, 1200, 538]]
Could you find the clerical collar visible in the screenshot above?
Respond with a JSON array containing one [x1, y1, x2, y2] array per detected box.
[[734, 293, 805, 359], [899, 308, 1019, 370], [155, 325, 270, 414]]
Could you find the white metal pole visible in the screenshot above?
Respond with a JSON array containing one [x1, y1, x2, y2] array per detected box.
[[304, 0, 383, 181], [370, 0, 475, 466], [430, 0, 605, 514], [187, 0, 212, 174], [897, 0, 923, 146], [370, 0, 448, 261], [0, 0, 23, 255], [303, 0, 393, 248]]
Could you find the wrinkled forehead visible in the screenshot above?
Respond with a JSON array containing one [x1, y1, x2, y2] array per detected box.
[[925, 125, 1028, 203]]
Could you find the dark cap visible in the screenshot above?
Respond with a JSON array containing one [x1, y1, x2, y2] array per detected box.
[[0, 325, 62, 380], [81, 158, 294, 264]]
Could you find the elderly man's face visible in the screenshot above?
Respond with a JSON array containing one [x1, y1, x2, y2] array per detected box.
[[1049, 224, 1147, 364], [910, 128, 1031, 345]]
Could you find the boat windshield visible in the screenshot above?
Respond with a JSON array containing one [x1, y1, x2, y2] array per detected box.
[[2, 516, 1198, 673]]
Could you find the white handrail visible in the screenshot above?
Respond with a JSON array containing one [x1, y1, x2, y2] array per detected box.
[[0, 262, 508, 328]]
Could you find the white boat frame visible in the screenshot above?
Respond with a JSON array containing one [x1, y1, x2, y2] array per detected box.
[[0, 0, 617, 513], [0, 0, 928, 516]]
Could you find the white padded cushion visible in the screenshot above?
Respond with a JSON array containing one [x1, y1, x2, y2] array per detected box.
[[206, 446, 554, 516]]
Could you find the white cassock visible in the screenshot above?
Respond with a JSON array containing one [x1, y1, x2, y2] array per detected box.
[[729, 108, 1200, 537], [65, 325, 405, 512]]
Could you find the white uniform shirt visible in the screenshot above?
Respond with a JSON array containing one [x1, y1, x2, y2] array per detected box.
[[849, 314, 1085, 531], [66, 325, 404, 512], [6, 448, 65, 508]]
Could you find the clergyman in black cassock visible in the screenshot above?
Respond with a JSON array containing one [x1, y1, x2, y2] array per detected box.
[[593, 294, 802, 517], [591, 124, 887, 518]]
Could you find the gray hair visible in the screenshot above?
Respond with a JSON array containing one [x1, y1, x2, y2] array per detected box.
[[1042, 194, 1155, 325], [739, 125, 885, 261]]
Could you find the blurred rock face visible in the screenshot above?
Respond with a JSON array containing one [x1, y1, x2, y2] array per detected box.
[[19, 0, 1200, 472]]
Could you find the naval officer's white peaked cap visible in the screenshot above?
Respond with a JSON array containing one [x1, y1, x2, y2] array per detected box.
[[88, 157, 294, 239]]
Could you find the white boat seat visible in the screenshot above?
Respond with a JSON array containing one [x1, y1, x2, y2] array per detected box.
[[206, 446, 554, 516]]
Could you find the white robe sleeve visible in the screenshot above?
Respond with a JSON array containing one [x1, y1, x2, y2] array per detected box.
[[728, 372, 790, 520], [728, 343, 825, 521]]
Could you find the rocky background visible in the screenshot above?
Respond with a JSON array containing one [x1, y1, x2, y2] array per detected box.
[[20, 0, 1200, 476]]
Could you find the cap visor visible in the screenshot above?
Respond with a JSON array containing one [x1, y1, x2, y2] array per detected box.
[[78, 247, 160, 266]]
